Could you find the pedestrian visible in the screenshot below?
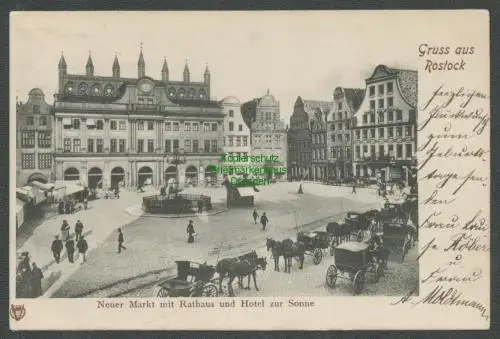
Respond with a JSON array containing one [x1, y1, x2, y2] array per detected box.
[[65, 236, 75, 263], [75, 220, 84, 242], [117, 228, 126, 253], [352, 184, 356, 194], [51, 235, 63, 264], [187, 220, 195, 243], [115, 186, 120, 199], [197, 200, 203, 214], [30, 262, 44, 298], [60, 220, 70, 241], [252, 209, 259, 224], [260, 212, 269, 231], [83, 198, 88, 210], [77, 235, 88, 264]]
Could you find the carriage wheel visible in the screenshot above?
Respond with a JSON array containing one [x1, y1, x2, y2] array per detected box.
[[374, 264, 383, 283], [402, 240, 410, 262], [325, 265, 338, 288], [156, 287, 170, 298], [201, 283, 219, 297], [313, 249, 323, 265], [352, 271, 365, 295]]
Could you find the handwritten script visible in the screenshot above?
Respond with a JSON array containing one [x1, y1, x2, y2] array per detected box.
[[391, 50, 490, 323]]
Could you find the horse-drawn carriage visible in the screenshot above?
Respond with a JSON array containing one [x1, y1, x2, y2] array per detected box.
[[382, 222, 414, 261], [325, 241, 383, 295], [379, 202, 406, 223], [325, 210, 380, 251], [155, 261, 219, 297], [296, 231, 332, 265]]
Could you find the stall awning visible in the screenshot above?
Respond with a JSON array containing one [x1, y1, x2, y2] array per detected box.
[[86, 119, 95, 126], [63, 183, 84, 196], [29, 181, 54, 192], [237, 187, 255, 197], [62, 118, 72, 125]]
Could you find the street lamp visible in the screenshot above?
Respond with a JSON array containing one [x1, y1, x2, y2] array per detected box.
[[165, 148, 187, 188]]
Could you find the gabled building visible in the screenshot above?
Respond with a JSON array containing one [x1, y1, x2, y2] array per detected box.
[[53, 48, 224, 189], [240, 90, 287, 180], [327, 87, 364, 180], [310, 104, 331, 181], [16, 88, 54, 187], [220, 96, 250, 159], [287, 97, 311, 180], [351, 64, 417, 184]]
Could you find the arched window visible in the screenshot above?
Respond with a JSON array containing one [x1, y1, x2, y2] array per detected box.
[[78, 83, 88, 96], [104, 84, 114, 96], [177, 88, 186, 99], [64, 167, 80, 181], [65, 82, 75, 94], [91, 84, 101, 96], [199, 90, 206, 99]]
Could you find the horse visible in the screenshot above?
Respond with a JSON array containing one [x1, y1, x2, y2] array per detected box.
[[216, 254, 267, 296], [326, 222, 352, 246], [282, 239, 306, 273], [266, 238, 293, 272]]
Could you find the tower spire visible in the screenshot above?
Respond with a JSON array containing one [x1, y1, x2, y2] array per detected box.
[[112, 52, 120, 78], [162, 57, 169, 82], [203, 63, 210, 84], [138, 42, 145, 78], [86, 51, 94, 76], [183, 59, 190, 83]]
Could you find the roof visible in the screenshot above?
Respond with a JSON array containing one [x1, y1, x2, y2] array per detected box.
[[168, 98, 222, 108], [303, 100, 333, 114], [366, 65, 417, 108], [220, 96, 240, 105], [28, 88, 44, 97], [240, 98, 260, 129], [342, 88, 365, 113], [336, 241, 370, 252], [260, 94, 278, 107]]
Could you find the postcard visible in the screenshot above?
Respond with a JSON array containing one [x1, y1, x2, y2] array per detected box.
[[10, 10, 490, 330]]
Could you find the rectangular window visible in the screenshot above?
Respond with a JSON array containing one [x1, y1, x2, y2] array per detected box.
[[21, 131, 35, 148], [265, 135, 272, 144], [388, 127, 394, 138], [110, 120, 117, 130], [119, 139, 126, 153], [338, 123, 342, 130], [211, 123, 217, 132], [369, 86, 375, 97], [370, 113, 375, 124], [396, 110, 403, 121], [229, 122, 234, 131], [346, 147, 351, 159], [229, 110, 234, 117], [63, 119, 71, 129], [238, 124, 243, 132], [110, 139, 117, 153], [147, 139, 154, 152], [338, 102, 342, 110], [192, 140, 199, 153], [72, 119, 80, 130], [378, 99, 384, 109], [96, 119, 104, 130], [388, 145, 394, 157], [184, 122, 191, 132], [388, 111, 394, 122], [338, 112, 342, 120], [331, 147, 337, 158], [22, 153, 35, 169], [378, 111, 384, 123], [406, 144, 413, 158], [119, 121, 126, 130], [33, 105, 40, 114], [165, 122, 171, 131], [379, 145, 385, 156], [370, 145, 376, 156], [370, 101, 375, 110], [243, 136, 248, 146], [355, 130, 360, 140], [236, 136, 241, 147], [173, 139, 179, 151], [363, 145, 368, 156], [96, 139, 104, 153], [378, 84, 384, 95], [73, 139, 81, 153], [346, 121, 350, 129], [228, 136, 234, 146], [370, 129, 375, 139], [378, 127, 385, 139], [204, 140, 210, 153], [38, 153, 52, 169], [164, 140, 171, 153], [137, 121, 145, 130], [39, 116, 47, 126], [397, 144, 403, 158], [137, 139, 144, 153], [405, 126, 412, 136], [204, 123, 210, 132], [148, 98, 154, 105], [362, 129, 368, 139], [173, 122, 179, 131], [330, 124, 335, 131], [87, 139, 94, 153], [184, 140, 191, 152], [63, 138, 71, 152], [192, 123, 199, 132], [387, 97, 394, 108], [387, 82, 394, 94], [211, 140, 218, 153], [396, 127, 403, 137], [338, 134, 343, 142], [147, 121, 154, 130]]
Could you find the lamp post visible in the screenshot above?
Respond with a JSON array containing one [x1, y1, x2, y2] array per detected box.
[[165, 148, 187, 189]]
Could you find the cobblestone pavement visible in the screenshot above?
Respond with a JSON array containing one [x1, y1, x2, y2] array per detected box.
[[50, 183, 392, 298]]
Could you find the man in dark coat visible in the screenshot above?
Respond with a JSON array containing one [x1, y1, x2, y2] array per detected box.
[[260, 212, 269, 231], [352, 184, 356, 194], [75, 220, 84, 242], [77, 235, 88, 264], [252, 209, 259, 224], [187, 220, 195, 243], [65, 236, 75, 263], [51, 235, 63, 264], [117, 228, 126, 253], [30, 262, 44, 298], [197, 200, 203, 214]]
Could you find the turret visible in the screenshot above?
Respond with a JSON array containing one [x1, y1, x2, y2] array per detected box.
[[58, 52, 67, 93], [204, 64, 210, 84], [86, 52, 94, 77], [183, 60, 190, 83], [161, 58, 169, 82], [112, 54, 120, 78], [138, 43, 145, 78]]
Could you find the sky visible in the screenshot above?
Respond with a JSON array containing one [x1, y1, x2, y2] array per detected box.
[[10, 11, 430, 122]]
